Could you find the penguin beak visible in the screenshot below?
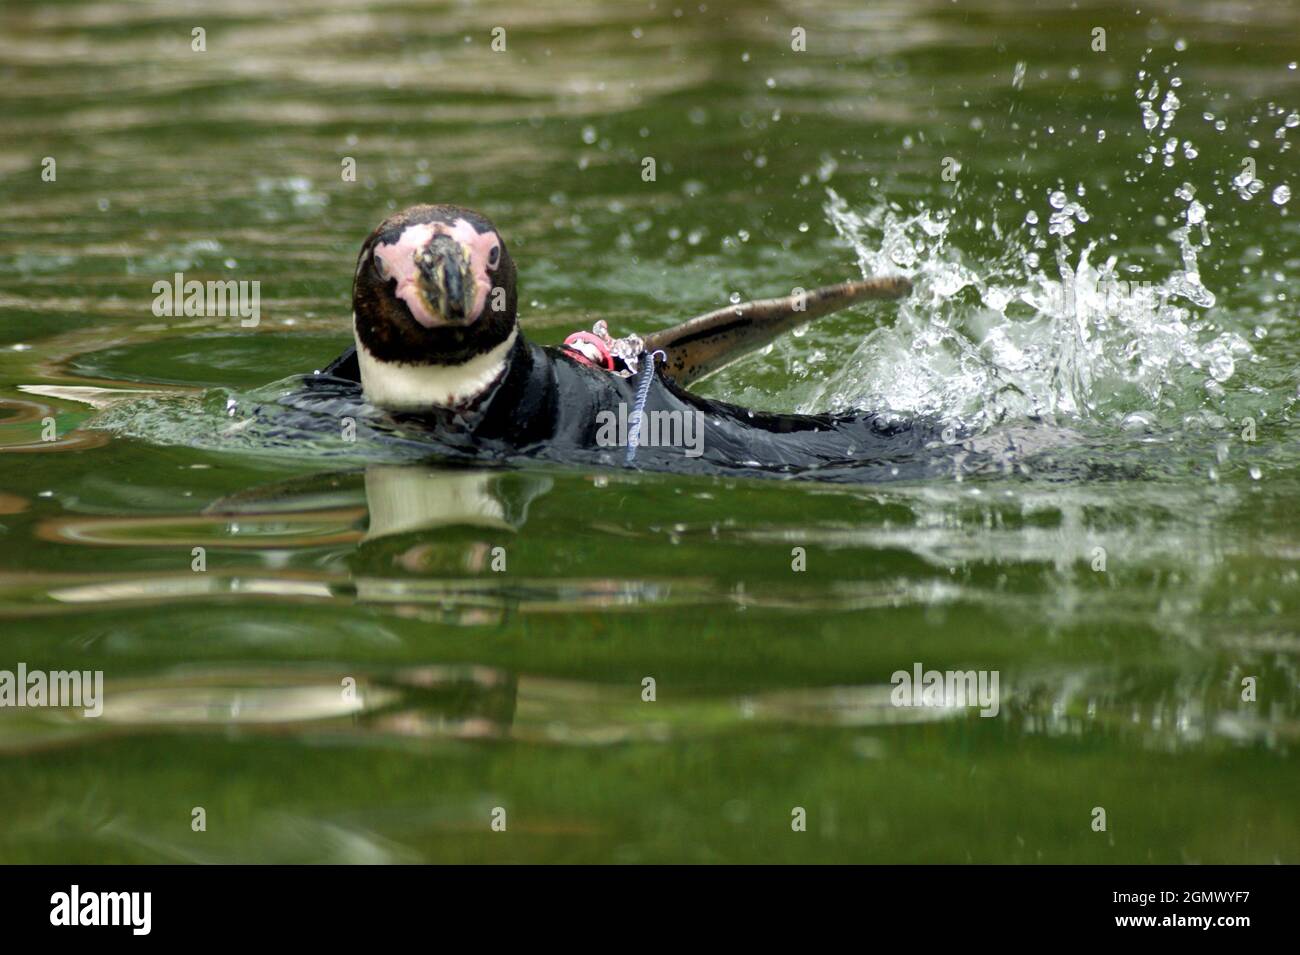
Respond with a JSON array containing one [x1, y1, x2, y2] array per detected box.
[[414, 235, 476, 327]]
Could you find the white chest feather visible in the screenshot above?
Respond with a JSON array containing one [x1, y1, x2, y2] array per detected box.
[[356, 327, 517, 411]]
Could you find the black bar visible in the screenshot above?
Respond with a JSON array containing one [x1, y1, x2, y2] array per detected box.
[[0, 865, 1285, 940]]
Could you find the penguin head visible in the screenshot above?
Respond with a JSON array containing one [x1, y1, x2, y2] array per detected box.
[[352, 204, 518, 368]]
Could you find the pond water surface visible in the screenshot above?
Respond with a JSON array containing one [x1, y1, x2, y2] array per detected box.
[[0, 0, 1297, 862]]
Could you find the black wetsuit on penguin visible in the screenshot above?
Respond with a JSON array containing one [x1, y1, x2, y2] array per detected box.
[[307, 204, 940, 477]]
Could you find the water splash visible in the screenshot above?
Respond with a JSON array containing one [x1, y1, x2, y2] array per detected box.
[[808, 181, 1252, 432], [792, 45, 1300, 435]]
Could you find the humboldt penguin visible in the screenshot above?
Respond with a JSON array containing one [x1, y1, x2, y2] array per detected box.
[[307, 203, 933, 477]]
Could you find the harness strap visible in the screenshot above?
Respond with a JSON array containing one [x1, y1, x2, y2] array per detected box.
[[626, 349, 667, 464]]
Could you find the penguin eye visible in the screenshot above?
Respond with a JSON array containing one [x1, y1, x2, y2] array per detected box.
[[487, 244, 501, 269], [372, 250, 391, 282]]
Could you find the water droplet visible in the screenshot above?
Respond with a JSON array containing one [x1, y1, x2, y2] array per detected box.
[[1121, 411, 1158, 432], [1048, 213, 1076, 236], [1209, 351, 1234, 382], [1272, 184, 1291, 205]]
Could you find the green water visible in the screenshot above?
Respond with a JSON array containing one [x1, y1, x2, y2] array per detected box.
[[1, 0, 1297, 862]]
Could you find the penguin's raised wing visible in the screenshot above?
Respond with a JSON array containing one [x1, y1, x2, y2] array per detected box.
[[643, 276, 911, 388]]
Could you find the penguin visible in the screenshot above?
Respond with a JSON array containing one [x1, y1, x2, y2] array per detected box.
[[307, 203, 940, 477]]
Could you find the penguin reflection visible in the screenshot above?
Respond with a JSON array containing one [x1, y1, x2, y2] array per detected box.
[[356, 464, 551, 577]]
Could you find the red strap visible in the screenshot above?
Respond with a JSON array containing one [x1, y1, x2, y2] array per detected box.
[[562, 331, 615, 371]]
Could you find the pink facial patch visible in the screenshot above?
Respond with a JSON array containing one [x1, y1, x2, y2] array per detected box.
[[372, 218, 501, 328]]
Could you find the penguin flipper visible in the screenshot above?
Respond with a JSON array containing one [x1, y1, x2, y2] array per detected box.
[[320, 347, 360, 382], [643, 276, 910, 388]]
